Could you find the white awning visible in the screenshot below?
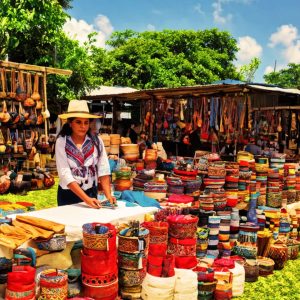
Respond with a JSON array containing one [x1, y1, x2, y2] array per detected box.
[[248, 85, 300, 95], [88, 85, 138, 96]]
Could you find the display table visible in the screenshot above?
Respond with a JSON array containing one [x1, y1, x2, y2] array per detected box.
[[8, 201, 158, 242]]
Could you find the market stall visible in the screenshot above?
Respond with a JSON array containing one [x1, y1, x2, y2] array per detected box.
[[84, 82, 300, 158], [0, 60, 72, 194]]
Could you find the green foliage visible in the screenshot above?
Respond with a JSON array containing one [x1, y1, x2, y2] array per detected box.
[[0, 0, 101, 107], [99, 29, 241, 89], [47, 32, 103, 113], [264, 63, 300, 89], [1, 0, 69, 64], [239, 57, 261, 83], [237, 256, 300, 300], [0, 181, 58, 210]]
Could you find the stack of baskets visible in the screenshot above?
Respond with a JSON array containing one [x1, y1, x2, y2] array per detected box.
[[99, 134, 110, 155], [120, 144, 139, 162], [110, 134, 121, 155], [167, 214, 198, 269], [144, 149, 158, 169], [142, 221, 170, 277], [118, 224, 149, 299], [81, 223, 118, 300]]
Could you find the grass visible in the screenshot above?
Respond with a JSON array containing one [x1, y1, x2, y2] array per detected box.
[[0, 179, 58, 210], [236, 255, 300, 300], [0, 180, 299, 299]]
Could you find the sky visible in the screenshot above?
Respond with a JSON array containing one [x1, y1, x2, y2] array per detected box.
[[64, 0, 300, 83]]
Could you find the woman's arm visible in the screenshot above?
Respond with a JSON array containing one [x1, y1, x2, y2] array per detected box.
[[96, 137, 116, 205], [99, 175, 116, 205]]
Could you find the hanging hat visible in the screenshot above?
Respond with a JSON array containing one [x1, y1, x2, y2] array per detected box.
[[58, 100, 101, 119]]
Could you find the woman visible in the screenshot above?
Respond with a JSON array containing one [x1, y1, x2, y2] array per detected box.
[[55, 100, 116, 208]]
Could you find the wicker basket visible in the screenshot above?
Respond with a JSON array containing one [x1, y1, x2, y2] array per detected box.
[[110, 134, 121, 145], [118, 228, 150, 254], [268, 243, 288, 270], [244, 259, 259, 282], [110, 144, 119, 154], [82, 223, 116, 251], [257, 256, 274, 276], [287, 239, 300, 260], [99, 134, 110, 146], [198, 280, 217, 300]]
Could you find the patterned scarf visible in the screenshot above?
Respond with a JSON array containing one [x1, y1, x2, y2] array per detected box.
[[65, 136, 95, 178]]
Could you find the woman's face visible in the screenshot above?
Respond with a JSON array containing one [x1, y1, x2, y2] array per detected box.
[[70, 118, 90, 138]]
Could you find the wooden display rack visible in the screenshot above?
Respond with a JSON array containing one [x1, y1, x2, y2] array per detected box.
[[0, 60, 72, 168]]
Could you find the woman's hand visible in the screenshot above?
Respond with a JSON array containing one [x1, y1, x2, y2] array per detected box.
[[84, 197, 102, 209], [106, 195, 117, 206]]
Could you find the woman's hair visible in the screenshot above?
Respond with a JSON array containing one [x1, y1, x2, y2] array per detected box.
[[57, 118, 101, 155]]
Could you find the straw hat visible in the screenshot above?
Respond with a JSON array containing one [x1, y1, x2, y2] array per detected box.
[[58, 100, 101, 119]]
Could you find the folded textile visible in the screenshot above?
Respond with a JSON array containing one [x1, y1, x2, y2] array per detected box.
[[121, 190, 161, 208], [12, 220, 54, 240], [16, 216, 65, 233]]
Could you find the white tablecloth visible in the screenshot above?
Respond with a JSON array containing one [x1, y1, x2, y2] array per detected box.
[[9, 201, 158, 242]]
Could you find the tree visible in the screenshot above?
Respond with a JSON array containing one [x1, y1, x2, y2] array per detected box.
[[45, 32, 104, 114], [264, 63, 300, 89], [0, 0, 101, 110], [0, 0, 70, 64], [238, 57, 261, 83], [101, 29, 241, 88]]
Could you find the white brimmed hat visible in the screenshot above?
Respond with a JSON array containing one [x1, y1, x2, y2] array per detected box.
[[58, 100, 101, 119]]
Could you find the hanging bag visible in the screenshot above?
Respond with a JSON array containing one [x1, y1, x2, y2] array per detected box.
[[0, 100, 11, 123], [31, 73, 41, 101], [36, 110, 44, 125], [9, 101, 19, 124], [15, 71, 27, 101], [23, 73, 35, 107]]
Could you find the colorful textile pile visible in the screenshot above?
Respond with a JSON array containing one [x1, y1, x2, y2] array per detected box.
[[81, 223, 118, 300]]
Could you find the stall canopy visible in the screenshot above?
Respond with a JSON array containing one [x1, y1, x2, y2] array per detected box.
[[83, 82, 300, 104]]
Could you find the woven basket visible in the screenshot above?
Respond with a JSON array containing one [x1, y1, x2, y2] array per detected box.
[[110, 134, 121, 145], [99, 134, 110, 146], [120, 143, 139, 154], [257, 256, 274, 276], [268, 243, 288, 270], [287, 240, 300, 260], [39, 269, 68, 300], [198, 280, 217, 299], [83, 232, 111, 251], [244, 259, 259, 282], [110, 144, 119, 154], [118, 228, 150, 254], [82, 223, 116, 251]]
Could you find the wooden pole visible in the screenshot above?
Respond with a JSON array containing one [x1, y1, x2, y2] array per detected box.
[[43, 72, 49, 141]]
